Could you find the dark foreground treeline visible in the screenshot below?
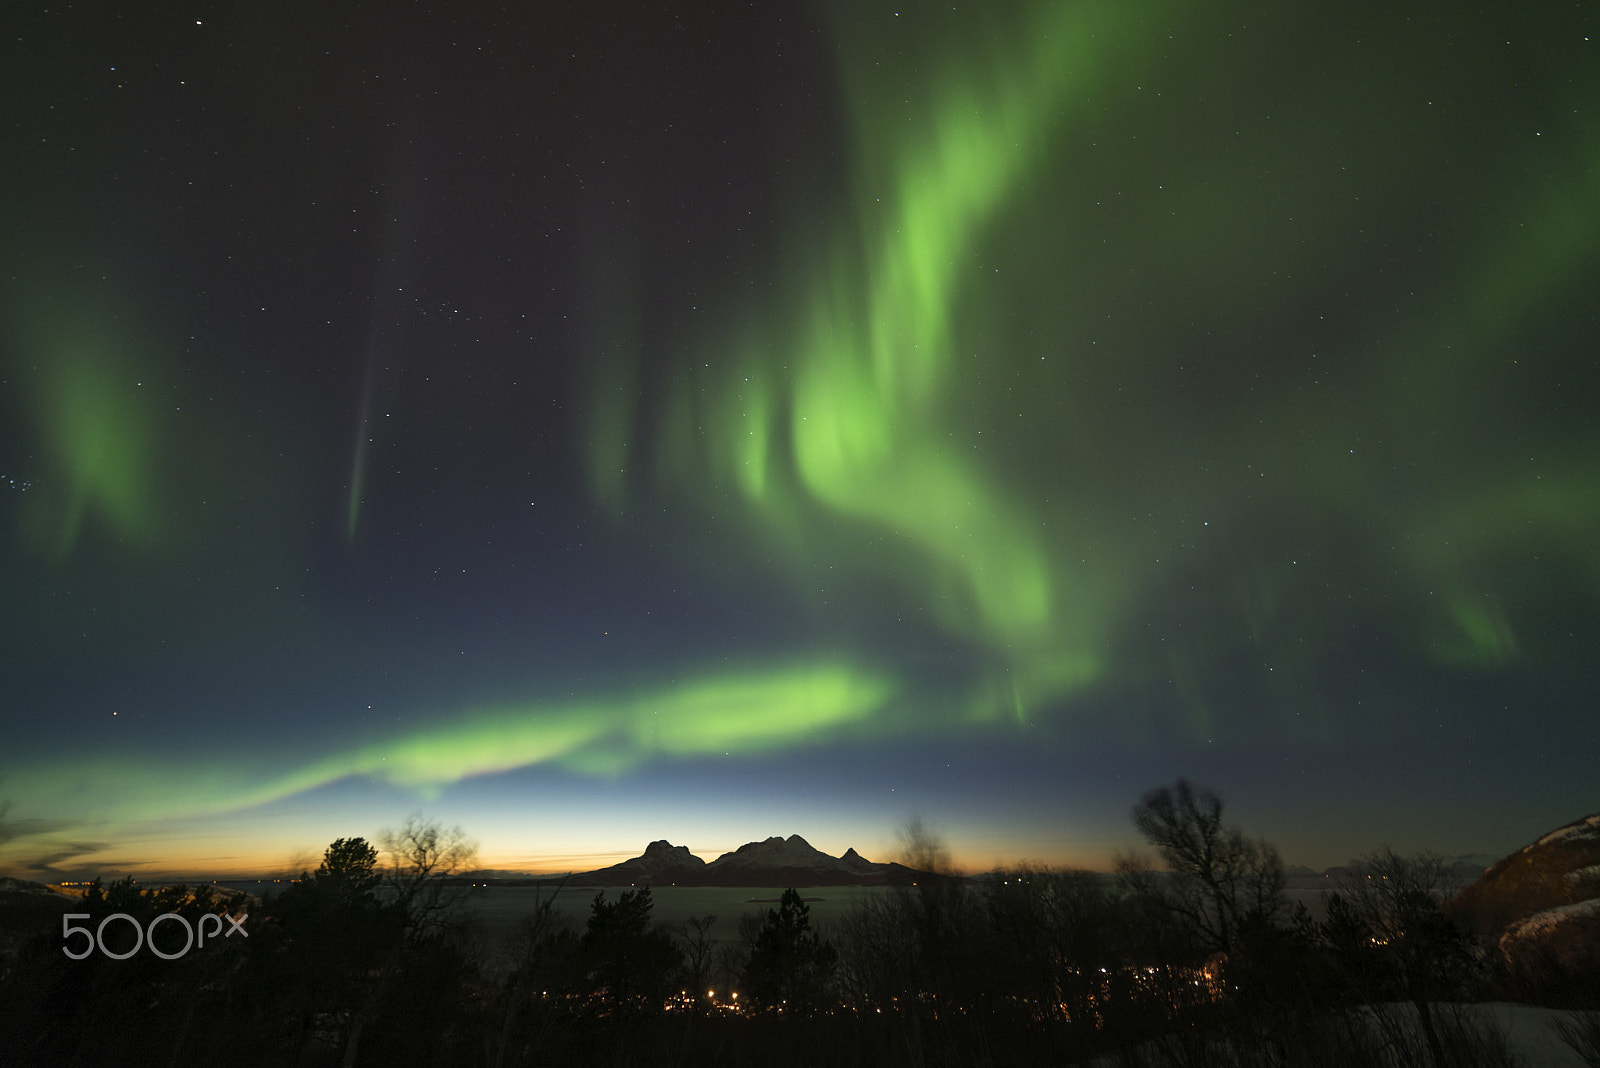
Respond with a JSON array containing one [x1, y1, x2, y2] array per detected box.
[[2, 786, 1597, 1067]]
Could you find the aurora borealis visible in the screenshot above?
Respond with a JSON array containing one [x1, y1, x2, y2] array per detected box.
[[2, 1, 1596, 879]]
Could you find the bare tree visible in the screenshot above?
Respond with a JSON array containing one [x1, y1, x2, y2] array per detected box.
[[677, 914, 720, 1002], [377, 813, 479, 934], [836, 888, 918, 1005], [897, 815, 954, 876], [339, 816, 478, 1068], [490, 892, 570, 1068], [1340, 848, 1458, 945], [1129, 778, 1286, 955], [1334, 847, 1475, 1068], [889, 815, 986, 1024]]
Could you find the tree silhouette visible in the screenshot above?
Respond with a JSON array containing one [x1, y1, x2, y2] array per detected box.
[[265, 835, 403, 1062], [331, 818, 480, 1067], [582, 887, 680, 1001], [314, 836, 380, 904], [1129, 778, 1286, 955], [377, 813, 478, 935], [897, 815, 952, 876], [741, 888, 837, 1007]]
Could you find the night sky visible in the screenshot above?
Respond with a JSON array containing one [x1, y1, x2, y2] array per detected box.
[[2, 1, 1596, 880]]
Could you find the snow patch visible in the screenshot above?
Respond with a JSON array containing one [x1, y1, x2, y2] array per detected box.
[[1535, 814, 1600, 849], [1502, 896, 1600, 941]]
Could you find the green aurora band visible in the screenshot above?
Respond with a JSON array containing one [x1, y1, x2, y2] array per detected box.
[[6, 659, 894, 824]]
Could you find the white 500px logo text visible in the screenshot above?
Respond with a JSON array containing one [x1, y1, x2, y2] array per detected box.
[[62, 911, 248, 960]]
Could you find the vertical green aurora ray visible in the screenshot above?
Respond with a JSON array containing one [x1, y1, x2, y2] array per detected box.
[[581, 204, 646, 516], [14, 311, 163, 560], [345, 347, 376, 543], [345, 139, 426, 545]]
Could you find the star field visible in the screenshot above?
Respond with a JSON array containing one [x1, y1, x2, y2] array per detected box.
[[1, 0, 1596, 879]]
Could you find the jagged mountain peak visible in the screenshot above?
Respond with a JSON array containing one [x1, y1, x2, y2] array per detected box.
[[840, 848, 876, 873], [640, 840, 705, 866], [567, 834, 943, 887], [712, 834, 833, 868]]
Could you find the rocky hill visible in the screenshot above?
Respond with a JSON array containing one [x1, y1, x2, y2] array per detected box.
[[1447, 812, 1600, 993]]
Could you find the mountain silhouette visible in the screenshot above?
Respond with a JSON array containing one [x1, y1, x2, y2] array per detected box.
[[571, 834, 942, 887]]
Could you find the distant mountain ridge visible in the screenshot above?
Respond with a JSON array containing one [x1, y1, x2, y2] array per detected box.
[[569, 834, 938, 887]]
